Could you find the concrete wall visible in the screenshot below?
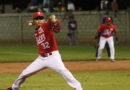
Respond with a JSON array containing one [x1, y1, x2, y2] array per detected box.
[[0, 11, 130, 45]]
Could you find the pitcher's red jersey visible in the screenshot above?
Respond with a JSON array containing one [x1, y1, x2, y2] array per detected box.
[[98, 23, 117, 38], [35, 19, 61, 54]]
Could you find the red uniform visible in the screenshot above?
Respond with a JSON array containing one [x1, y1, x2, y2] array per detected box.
[[35, 19, 61, 54], [98, 23, 117, 38], [8, 12, 83, 90]]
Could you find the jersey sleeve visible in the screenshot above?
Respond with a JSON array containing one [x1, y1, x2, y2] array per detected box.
[[46, 19, 61, 33], [51, 20, 61, 33], [97, 25, 103, 32]]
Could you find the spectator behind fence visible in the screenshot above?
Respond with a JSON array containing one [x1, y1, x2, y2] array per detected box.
[[42, 0, 50, 12], [42, 0, 57, 12], [63, 1, 75, 20], [61, 5, 66, 12], [111, 0, 118, 17], [67, 1, 75, 11], [43, 0, 50, 7], [100, 0, 110, 15], [67, 15, 79, 46], [24, 0, 39, 12]]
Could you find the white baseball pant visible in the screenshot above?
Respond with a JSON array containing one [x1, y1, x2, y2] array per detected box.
[[97, 36, 115, 60], [12, 51, 82, 90]]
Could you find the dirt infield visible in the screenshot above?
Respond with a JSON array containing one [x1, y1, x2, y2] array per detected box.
[[0, 60, 130, 74]]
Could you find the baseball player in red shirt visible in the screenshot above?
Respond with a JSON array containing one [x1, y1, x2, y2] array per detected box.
[[6, 12, 82, 90], [96, 17, 118, 61]]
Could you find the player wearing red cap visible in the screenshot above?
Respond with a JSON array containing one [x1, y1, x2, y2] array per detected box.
[[96, 17, 118, 61], [6, 12, 83, 90]]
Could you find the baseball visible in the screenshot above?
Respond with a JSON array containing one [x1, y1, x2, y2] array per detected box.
[[50, 15, 57, 23], [28, 20, 33, 26], [28, 22, 33, 26]]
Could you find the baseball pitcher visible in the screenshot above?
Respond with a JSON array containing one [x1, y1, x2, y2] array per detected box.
[[6, 12, 83, 90]]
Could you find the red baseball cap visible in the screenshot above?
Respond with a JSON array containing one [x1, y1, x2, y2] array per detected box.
[[106, 17, 112, 22], [33, 12, 44, 19]]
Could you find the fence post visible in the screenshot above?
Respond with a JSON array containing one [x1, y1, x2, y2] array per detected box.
[[128, 11, 130, 44], [19, 14, 23, 44], [126, 11, 130, 44]]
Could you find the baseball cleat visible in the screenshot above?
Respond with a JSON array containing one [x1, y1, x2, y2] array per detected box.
[[5, 87, 13, 90], [74, 88, 83, 90], [111, 59, 115, 62], [96, 58, 100, 61]]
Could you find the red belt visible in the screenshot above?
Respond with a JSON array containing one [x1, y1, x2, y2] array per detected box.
[[41, 52, 52, 57]]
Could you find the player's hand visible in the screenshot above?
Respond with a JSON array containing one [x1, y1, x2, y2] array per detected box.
[[50, 15, 57, 23], [95, 43, 99, 48], [28, 20, 34, 26]]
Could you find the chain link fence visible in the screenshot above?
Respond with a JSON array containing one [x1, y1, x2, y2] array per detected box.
[[0, 11, 130, 45]]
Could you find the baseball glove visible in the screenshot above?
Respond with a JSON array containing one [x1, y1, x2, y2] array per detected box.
[[67, 33, 72, 37]]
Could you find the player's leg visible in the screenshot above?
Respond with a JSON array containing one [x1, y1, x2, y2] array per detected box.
[[47, 51, 82, 90], [71, 31, 75, 45], [73, 31, 79, 46], [97, 36, 106, 60], [105, 42, 110, 57], [68, 31, 73, 46], [107, 36, 115, 61], [96, 46, 98, 57], [12, 55, 47, 90], [96, 40, 99, 57]]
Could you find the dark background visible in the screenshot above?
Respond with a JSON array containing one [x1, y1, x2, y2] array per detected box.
[[72, 0, 130, 10], [0, 0, 130, 11]]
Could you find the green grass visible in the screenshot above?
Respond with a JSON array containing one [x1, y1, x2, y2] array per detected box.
[[0, 45, 38, 62], [0, 45, 130, 62], [0, 71, 130, 90]]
